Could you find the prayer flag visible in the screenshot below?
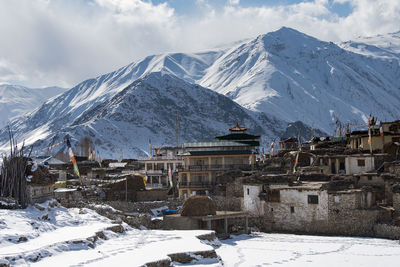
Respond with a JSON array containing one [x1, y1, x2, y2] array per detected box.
[[66, 138, 80, 178]]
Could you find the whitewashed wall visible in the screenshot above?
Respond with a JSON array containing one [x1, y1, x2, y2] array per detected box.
[[243, 185, 264, 215], [345, 156, 374, 174]]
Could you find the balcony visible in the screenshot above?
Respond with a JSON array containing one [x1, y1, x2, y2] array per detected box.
[[145, 170, 167, 175], [179, 182, 213, 188], [146, 183, 167, 189], [178, 164, 251, 172]]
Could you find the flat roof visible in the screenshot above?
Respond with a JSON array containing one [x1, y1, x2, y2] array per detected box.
[[278, 181, 329, 190], [185, 150, 253, 156], [183, 141, 250, 148]]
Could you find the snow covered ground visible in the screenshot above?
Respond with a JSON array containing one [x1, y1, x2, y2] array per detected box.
[[217, 233, 400, 266], [2, 201, 400, 266], [0, 201, 218, 266]]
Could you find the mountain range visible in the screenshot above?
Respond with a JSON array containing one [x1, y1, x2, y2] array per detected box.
[[0, 27, 399, 158], [0, 85, 65, 128]]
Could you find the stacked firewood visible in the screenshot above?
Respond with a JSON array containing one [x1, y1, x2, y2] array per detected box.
[[0, 128, 30, 208]]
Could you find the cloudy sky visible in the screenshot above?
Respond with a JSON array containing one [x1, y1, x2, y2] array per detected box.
[[0, 0, 399, 88]]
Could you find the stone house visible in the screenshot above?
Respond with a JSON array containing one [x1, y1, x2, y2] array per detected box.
[[243, 180, 382, 236], [302, 154, 376, 175], [348, 120, 400, 152], [279, 138, 298, 151]]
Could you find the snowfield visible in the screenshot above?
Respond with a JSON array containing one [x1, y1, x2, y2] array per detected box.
[[1, 201, 400, 266], [217, 233, 400, 267], [0, 201, 218, 266]]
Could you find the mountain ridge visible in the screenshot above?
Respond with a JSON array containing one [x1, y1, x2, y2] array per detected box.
[[1, 27, 400, 157]]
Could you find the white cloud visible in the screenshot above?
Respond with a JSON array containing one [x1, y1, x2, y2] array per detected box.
[[0, 0, 398, 88], [228, 0, 240, 5]]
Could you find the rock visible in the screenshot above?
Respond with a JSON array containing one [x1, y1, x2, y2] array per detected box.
[[196, 232, 216, 242], [79, 209, 86, 214], [72, 240, 84, 244], [149, 218, 163, 229], [194, 250, 218, 259], [0, 259, 10, 267], [86, 236, 99, 243], [17, 236, 28, 242], [167, 252, 193, 264], [48, 200, 58, 208], [106, 225, 125, 233], [168, 250, 217, 264], [95, 231, 108, 240], [142, 258, 171, 267], [88, 243, 95, 249], [41, 214, 49, 220], [28, 253, 41, 262], [34, 204, 45, 211]]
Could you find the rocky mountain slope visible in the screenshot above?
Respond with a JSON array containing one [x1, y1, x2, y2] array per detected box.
[[0, 85, 65, 128], [0, 73, 284, 158]]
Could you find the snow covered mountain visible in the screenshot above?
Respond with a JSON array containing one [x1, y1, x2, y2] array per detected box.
[[37, 27, 398, 136], [0, 73, 284, 158], [339, 30, 400, 60], [1, 27, 399, 157], [0, 85, 65, 128], [198, 27, 400, 133]]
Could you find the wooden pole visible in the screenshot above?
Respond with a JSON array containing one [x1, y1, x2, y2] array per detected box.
[[125, 177, 128, 202]]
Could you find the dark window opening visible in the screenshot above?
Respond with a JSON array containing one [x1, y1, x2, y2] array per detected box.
[[331, 162, 336, 174], [290, 206, 295, 213], [339, 162, 345, 170], [267, 189, 280, 202], [392, 137, 400, 142], [308, 195, 319, 204], [357, 159, 365, 167], [247, 188, 250, 195]]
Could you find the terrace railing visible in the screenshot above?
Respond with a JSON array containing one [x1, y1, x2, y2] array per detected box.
[[178, 164, 251, 171]]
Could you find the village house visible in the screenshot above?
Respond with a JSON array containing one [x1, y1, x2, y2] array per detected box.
[[348, 120, 400, 152], [307, 153, 376, 175], [138, 146, 183, 189], [26, 162, 58, 204], [279, 137, 298, 151], [243, 180, 383, 236], [177, 123, 260, 198]]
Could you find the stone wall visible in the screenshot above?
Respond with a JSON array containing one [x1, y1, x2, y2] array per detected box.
[[393, 193, 400, 216], [245, 189, 382, 236], [225, 178, 244, 198], [261, 189, 329, 233], [389, 164, 400, 176], [211, 195, 242, 211], [136, 189, 168, 202], [105, 199, 184, 214], [374, 223, 400, 239], [163, 215, 199, 230], [26, 184, 54, 204]]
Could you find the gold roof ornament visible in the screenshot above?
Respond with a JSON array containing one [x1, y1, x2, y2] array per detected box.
[[229, 122, 247, 134]]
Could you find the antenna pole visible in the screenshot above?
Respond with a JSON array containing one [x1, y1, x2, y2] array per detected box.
[[175, 114, 180, 147]]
